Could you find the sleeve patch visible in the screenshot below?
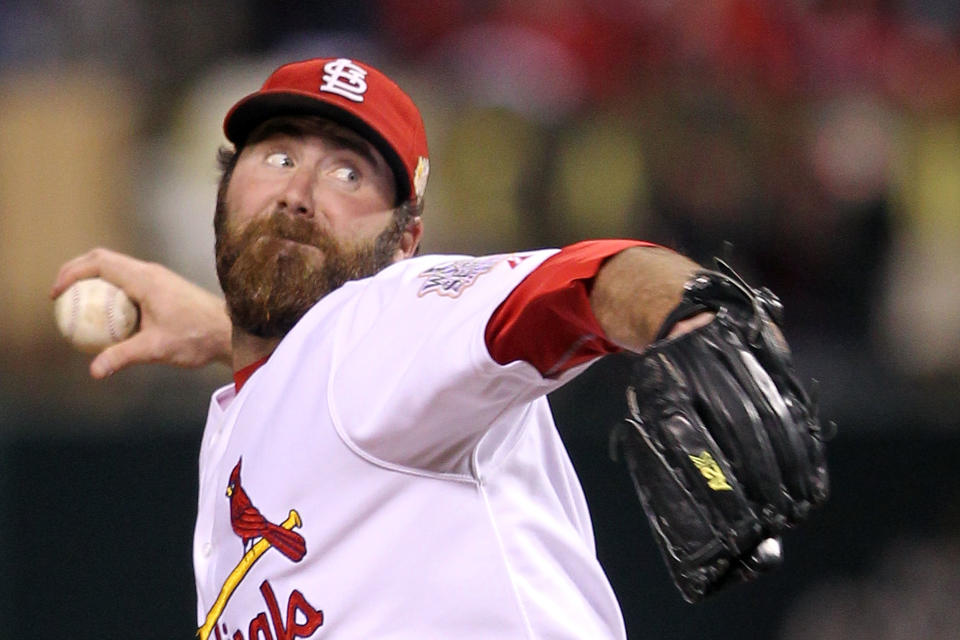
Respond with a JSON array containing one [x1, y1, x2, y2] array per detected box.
[[417, 254, 530, 298]]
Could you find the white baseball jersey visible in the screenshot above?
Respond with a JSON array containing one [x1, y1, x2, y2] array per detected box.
[[193, 248, 629, 640]]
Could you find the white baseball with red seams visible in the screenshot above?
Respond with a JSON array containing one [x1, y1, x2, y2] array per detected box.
[[193, 250, 627, 640], [54, 277, 139, 353]]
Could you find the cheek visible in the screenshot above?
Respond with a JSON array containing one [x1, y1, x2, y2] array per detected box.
[[225, 164, 277, 224], [320, 189, 395, 237], [326, 207, 394, 243]]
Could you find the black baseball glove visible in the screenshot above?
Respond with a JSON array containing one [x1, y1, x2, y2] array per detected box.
[[610, 261, 830, 603]]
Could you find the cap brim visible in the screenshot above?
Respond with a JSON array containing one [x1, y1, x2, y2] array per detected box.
[[225, 91, 410, 203]]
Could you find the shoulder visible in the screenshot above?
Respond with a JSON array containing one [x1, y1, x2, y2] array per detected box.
[[366, 251, 560, 297]]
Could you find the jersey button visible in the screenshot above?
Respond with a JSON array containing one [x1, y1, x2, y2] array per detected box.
[[202, 542, 213, 557]]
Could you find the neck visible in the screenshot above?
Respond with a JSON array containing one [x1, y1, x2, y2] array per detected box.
[[231, 327, 282, 373]]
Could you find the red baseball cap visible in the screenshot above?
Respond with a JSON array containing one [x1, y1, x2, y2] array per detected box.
[[223, 57, 430, 204]]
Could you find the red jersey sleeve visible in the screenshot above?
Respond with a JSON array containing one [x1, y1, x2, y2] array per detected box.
[[484, 239, 661, 377]]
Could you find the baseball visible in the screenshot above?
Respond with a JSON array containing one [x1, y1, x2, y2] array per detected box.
[[54, 277, 140, 353]]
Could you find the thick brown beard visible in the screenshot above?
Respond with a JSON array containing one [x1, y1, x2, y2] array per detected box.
[[215, 209, 403, 338]]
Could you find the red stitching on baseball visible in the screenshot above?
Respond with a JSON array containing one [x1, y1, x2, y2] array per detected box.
[[106, 287, 121, 341], [68, 282, 80, 339]]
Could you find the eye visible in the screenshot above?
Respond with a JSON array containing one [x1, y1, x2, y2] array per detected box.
[[330, 166, 360, 184], [265, 152, 294, 168]]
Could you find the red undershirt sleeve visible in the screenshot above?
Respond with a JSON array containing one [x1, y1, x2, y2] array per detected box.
[[484, 239, 662, 377]]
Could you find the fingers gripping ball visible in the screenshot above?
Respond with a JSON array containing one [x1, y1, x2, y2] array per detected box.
[[54, 278, 140, 353]]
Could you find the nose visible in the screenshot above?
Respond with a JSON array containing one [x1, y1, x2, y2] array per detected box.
[[277, 167, 315, 217]]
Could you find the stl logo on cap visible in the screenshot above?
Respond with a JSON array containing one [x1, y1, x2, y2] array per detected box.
[[320, 58, 369, 103]]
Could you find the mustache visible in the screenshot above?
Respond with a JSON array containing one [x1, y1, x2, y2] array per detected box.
[[221, 209, 337, 265], [252, 209, 327, 245]]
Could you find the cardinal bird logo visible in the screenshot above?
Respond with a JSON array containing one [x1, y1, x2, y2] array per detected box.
[[197, 458, 312, 639], [227, 458, 306, 562]]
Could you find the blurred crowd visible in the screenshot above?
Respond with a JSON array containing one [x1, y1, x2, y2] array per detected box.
[[780, 535, 960, 639], [2, 0, 959, 426]]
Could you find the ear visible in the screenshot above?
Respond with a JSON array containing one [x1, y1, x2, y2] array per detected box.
[[394, 216, 423, 261]]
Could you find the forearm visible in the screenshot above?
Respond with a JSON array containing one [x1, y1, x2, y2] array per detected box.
[[187, 289, 234, 368], [589, 246, 701, 352]]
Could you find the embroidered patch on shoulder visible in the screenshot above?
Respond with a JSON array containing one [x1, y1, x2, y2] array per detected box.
[[417, 254, 529, 298]]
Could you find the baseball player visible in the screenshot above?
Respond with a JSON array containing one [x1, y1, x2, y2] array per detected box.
[[52, 57, 827, 639]]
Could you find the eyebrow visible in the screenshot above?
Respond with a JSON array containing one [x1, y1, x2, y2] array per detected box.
[[246, 121, 381, 170]]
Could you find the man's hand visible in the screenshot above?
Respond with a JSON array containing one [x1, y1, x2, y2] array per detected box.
[[612, 263, 830, 602], [664, 312, 714, 338], [51, 248, 232, 378]]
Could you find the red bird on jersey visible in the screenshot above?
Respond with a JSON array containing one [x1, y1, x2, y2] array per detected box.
[[226, 458, 306, 562]]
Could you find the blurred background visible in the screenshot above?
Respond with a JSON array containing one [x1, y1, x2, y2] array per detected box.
[[2, 0, 959, 637]]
